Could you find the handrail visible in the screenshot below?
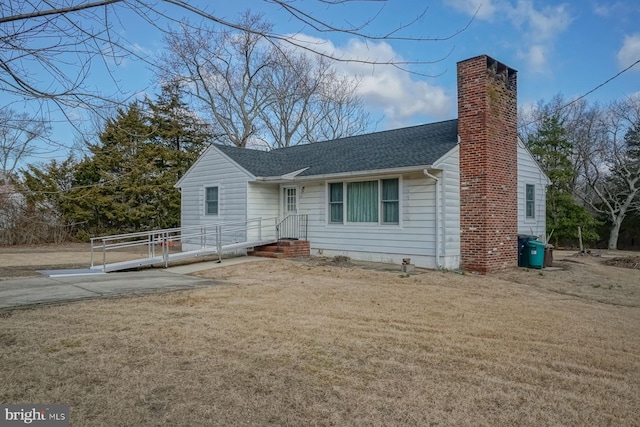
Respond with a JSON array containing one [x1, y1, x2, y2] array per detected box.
[[90, 217, 278, 270], [276, 214, 308, 241]]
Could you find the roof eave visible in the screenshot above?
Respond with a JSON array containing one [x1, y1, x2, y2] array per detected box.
[[253, 164, 434, 183], [174, 144, 257, 188]]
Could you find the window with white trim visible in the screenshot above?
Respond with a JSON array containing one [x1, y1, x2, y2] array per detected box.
[[329, 178, 399, 224], [205, 186, 219, 215], [329, 183, 343, 223], [381, 178, 399, 224], [525, 184, 535, 219]]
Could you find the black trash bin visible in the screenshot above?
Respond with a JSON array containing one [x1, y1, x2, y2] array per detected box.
[[518, 235, 534, 267]]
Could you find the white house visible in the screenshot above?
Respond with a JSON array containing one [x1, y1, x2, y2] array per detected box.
[[176, 55, 549, 273]]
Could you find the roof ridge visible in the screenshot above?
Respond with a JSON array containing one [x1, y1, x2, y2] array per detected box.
[[271, 118, 458, 152]]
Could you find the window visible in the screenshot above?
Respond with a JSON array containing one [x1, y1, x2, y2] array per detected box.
[[347, 181, 378, 222], [381, 179, 399, 224], [285, 187, 297, 213], [205, 186, 218, 215], [329, 178, 399, 224], [526, 184, 535, 219], [329, 183, 343, 223]]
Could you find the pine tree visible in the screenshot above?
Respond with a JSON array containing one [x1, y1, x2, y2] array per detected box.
[[527, 116, 599, 246], [146, 81, 212, 177], [74, 102, 182, 233], [22, 91, 218, 239]]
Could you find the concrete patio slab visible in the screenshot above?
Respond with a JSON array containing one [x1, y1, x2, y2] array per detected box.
[[0, 255, 273, 309], [0, 270, 220, 309]]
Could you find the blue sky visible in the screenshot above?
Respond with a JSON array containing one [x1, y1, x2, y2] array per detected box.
[[8, 0, 640, 165]]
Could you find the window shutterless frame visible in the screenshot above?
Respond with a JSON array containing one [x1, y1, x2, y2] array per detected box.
[[525, 184, 535, 219], [205, 186, 219, 215], [328, 177, 400, 225]]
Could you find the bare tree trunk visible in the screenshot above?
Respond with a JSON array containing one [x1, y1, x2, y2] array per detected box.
[[608, 218, 625, 250]]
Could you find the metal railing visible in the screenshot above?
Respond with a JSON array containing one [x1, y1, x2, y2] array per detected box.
[[90, 217, 278, 271], [276, 214, 308, 241]]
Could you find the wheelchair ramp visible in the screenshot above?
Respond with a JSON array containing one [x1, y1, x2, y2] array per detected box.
[[90, 218, 278, 273]]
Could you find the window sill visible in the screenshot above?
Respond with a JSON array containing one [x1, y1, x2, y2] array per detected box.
[[326, 222, 402, 228]]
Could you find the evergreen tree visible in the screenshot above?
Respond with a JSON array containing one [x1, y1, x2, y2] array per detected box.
[[146, 81, 212, 177], [22, 93, 217, 239], [23, 155, 82, 226], [527, 116, 599, 246], [74, 102, 182, 234]]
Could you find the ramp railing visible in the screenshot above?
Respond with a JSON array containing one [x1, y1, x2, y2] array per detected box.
[[90, 217, 278, 271]]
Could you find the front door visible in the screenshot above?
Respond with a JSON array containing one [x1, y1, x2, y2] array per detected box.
[[283, 186, 298, 218]]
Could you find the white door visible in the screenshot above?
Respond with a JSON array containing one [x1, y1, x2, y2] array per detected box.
[[282, 186, 298, 218]]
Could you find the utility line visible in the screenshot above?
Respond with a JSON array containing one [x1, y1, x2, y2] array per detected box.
[[559, 58, 640, 111], [519, 57, 640, 130]]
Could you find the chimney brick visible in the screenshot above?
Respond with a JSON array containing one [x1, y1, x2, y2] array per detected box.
[[458, 55, 518, 274]]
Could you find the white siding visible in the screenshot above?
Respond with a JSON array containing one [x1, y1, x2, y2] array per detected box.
[[517, 140, 548, 240], [434, 146, 461, 269], [247, 183, 279, 241], [299, 172, 447, 269], [177, 147, 251, 249]]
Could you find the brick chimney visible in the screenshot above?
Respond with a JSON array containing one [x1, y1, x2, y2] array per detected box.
[[458, 55, 518, 274]]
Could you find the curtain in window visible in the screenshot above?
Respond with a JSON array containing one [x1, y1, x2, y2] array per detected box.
[[329, 183, 343, 223], [347, 181, 378, 222], [381, 179, 399, 224]]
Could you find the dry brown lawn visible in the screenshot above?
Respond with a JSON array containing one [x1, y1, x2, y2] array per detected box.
[[1, 248, 639, 426], [0, 242, 185, 279]]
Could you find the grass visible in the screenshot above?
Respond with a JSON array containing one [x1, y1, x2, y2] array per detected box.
[[1, 260, 639, 426]]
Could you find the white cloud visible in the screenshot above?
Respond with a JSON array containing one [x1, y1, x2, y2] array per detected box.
[[617, 33, 640, 71], [517, 44, 546, 72], [284, 35, 454, 126], [445, 0, 573, 74], [445, 0, 499, 20], [446, 0, 572, 39], [358, 72, 452, 127], [510, 1, 572, 42], [593, 3, 610, 17], [507, 1, 572, 73], [593, 1, 628, 18]]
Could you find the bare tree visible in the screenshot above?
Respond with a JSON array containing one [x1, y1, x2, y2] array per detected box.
[[0, 108, 50, 244], [577, 95, 640, 249], [2, 1, 468, 109], [159, 14, 275, 148], [261, 48, 374, 148], [160, 13, 375, 149], [300, 72, 375, 144], [0, 108, 50, 185]]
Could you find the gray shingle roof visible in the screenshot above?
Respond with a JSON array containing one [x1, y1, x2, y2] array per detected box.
[[214, 119, 458, 178]]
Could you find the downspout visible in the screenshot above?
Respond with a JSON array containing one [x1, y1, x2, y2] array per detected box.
[[440, 171, 447, 262], [423, 169, 441, 269]]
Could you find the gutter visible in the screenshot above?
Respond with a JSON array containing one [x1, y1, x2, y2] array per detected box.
[[423, 169, 442, 269], [254, 165, 433, 183]]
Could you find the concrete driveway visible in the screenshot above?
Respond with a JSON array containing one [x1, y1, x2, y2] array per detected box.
[[0, 257, 269, 309]]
